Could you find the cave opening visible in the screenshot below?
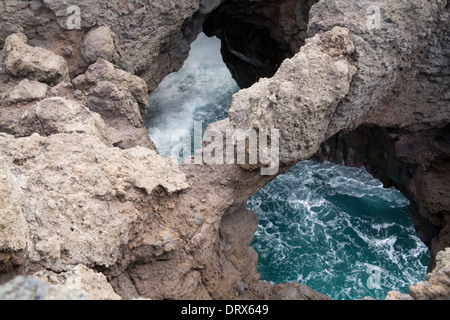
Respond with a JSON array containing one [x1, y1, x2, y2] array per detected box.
[[144, 32, 240, 156], [144, 0, 317, 154], [144, 0, 430, 301], [202, 0, 317, 88], [203, 15, 293, 89]]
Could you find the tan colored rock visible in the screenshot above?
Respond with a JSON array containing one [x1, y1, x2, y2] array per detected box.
[[2, 79, 48, 105], [385, 291, 413, 300], [81, 26, 118, 64], [0, 56, 158, 151], [18, 97, 112, 145], [0, 132, 188, 272], [0, 276, 89, 300], [0, 153, 27, 253], [0, 96, 152, 151], [73, 59, 149, 118], [0, 72, 156, 151], [409, 248, 450, 300], [0, 0, 446, 302], [2, 33, 69, 85], [33, 264, 121, 300], [308, 0, 448, 136], [72, 59, 156, 150], [228, 26, 356, 166], [46, 82, 75, 98]]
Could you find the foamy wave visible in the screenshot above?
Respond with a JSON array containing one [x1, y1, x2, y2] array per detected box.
[[249, 160, 430, 300], [145, 33, 239, 157]]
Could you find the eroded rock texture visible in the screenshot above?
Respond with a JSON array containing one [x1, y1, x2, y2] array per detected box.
[[0, 0, 449, 300], [0, 0, 223, 91], [0, 36, 156, 151], [1, 33, 69, 85], [312, 0, 450, 272], [209, 0, 450, 299], [0, 133, 188, 271], [410, 248, 450, 300], [0, 276, 89, 300], [228, 26, 357, 164]]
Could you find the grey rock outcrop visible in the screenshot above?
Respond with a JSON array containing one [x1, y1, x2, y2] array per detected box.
[[0, 276, 88, 300], [81, 26, 118, 64], [229, 26, 357, 165], [2, 79, 48, 105], [0, 131, 188, 274], [0, 0, 448, 301], [1, 33, 69, 85]]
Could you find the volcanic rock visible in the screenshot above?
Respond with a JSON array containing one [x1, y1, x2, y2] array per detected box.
[[1, 33, 69, 85]]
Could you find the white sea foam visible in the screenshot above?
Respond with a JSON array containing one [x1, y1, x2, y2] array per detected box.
[[371, 222, 397, 231], [145, 33, 239, 157], [249, 160, 430, 300]]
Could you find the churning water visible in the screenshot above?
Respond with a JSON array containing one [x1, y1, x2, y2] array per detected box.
[[248, 161, 430, 300], [144, 33, 239, 156], [145, 33, 430, 300]]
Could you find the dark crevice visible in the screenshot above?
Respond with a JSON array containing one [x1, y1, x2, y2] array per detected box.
[[202, 0, 318, 88], [204, 15, 293, 88]]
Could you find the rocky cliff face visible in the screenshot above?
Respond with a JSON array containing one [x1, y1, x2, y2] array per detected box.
[[313, 0, 450, 272], [0, 0, 449, 300], [0, 0, 223, 91]]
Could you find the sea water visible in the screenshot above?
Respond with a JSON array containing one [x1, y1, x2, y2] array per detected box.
[[144, 33, 239, 156], [248, 161, 430, 300], [145, 33, 430, 300]]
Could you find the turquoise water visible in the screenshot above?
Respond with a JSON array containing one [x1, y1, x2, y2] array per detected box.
[[145, 33, 430, 300], [248, 160, 430, 300]]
